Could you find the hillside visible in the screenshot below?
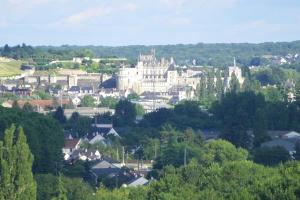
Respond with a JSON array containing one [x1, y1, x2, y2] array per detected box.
[[0, 59, 23, 77]]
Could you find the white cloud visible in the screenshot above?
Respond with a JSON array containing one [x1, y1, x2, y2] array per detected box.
[[65, 6, 112, 25]]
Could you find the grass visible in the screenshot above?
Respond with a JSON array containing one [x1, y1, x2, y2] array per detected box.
[[0, 60, 23, 77]]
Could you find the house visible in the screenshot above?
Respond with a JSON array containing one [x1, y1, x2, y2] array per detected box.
[[261, 139, 296, 155], [90, 159, 122, 183], [62, 138, 81, 160], [68, 86, 81, 94], [91, 124, 120, 138], [98, 88, 120, 98], [282, 131, 300, 139], [71, 149, 101, 161], [126, 176, 149, 187], [81, 86, 93, 94], [88, 134, 106, 145], [12, 87, 32, 97]]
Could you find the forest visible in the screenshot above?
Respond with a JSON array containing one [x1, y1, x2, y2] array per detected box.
[[0, 87, 300, 199], [1, 41, 300, 67]]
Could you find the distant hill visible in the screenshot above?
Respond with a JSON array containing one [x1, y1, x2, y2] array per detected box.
[[1, 41, 300, 67]]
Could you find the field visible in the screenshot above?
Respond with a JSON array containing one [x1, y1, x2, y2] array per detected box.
[[0, 60, 23, 77]]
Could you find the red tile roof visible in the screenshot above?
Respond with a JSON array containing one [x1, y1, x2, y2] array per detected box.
[[64, 139, 81, 149]]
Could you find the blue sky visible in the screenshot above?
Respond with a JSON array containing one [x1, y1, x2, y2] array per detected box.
[[0, 0, 300, 46]]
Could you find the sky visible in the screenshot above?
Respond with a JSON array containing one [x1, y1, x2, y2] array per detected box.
[[0, 0, 300, 46]]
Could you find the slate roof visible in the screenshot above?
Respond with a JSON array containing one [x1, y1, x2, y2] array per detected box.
[[82, 86, 93, 91], [127, 176, 149, 187], [90, 160, 121, 176], [99, 77, 116, 89], [261, 139, 295, 152], [69, 86, 80, 92]]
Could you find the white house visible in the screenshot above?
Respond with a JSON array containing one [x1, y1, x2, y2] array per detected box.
[[62, 138, 81, 160]]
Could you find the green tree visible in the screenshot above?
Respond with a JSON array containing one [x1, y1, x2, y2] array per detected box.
[[53, 106, 67, 124], [0, 125, 36, 200], [200, 140, 248, 165], [253, 108, 269, 147], [135, 104, 145, 116], [127, 93, 140, 101], [99, 97, 118, 109], [23, 102, 35, 112], [65, 112, 92, 138], [52, 174, 67, 200], [215, 70, 224, 101], [230, 73, 240, 93], [295, 143, 300, 161], [81, 95, 95, 107], [253, 146, 290, 166], [113, 99, 136, 126]]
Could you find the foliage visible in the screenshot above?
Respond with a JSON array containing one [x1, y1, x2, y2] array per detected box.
[[93, 160, 300, 200], [65, 112, 92, 138], [51, 174, 68, 200], [135, 104, 145, 116], [81, 95, 95, 107], [0, 107, 64, 173], [33, 89, 53, 100], [36, 174, 94, 200], [99, 97, 118, 109], [113, 99, 137, 127], [200, 140, 248, 165], [53, 106, 67, 124], [253, 146, 291, 166], [3, 41, 300, 67], [0, 125, 36, 200], [127, 93, 140, 101], [141, 101, 217, 130]]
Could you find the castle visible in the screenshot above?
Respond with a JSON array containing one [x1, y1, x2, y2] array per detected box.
[[117, 50, 202, 95]]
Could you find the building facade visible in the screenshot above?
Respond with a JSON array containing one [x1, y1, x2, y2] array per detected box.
[[117, 51, 203, 95]]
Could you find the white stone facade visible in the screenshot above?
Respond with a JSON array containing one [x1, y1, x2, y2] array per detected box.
[[117, 51, 202, 94]]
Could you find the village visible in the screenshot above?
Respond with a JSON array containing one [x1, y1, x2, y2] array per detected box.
[[0, 51, 300, 188]]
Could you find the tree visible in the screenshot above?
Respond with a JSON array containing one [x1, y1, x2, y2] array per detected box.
[[81, 95, 95, 107], [229, 73, 240, 93], [294, 143, 300, 161], [113, 99, 136, 126], [0, 107, 64, 173], [99, 97, 118, 109], [0, 125, 36, 200], [23, 102, 35, 112], [200, 140, 248, 165], [253, 146, 290, 166], [253, 108, 269, 147], [135, 104, 145, 116], [65, 112, 92, 138], [52, 174, 67, 200], [53, 106, 67, 124], [127, 93, 140, 101], [95, 112, 113, 124], [12, 100, 19, 109], [215, 70, 224, 101]]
